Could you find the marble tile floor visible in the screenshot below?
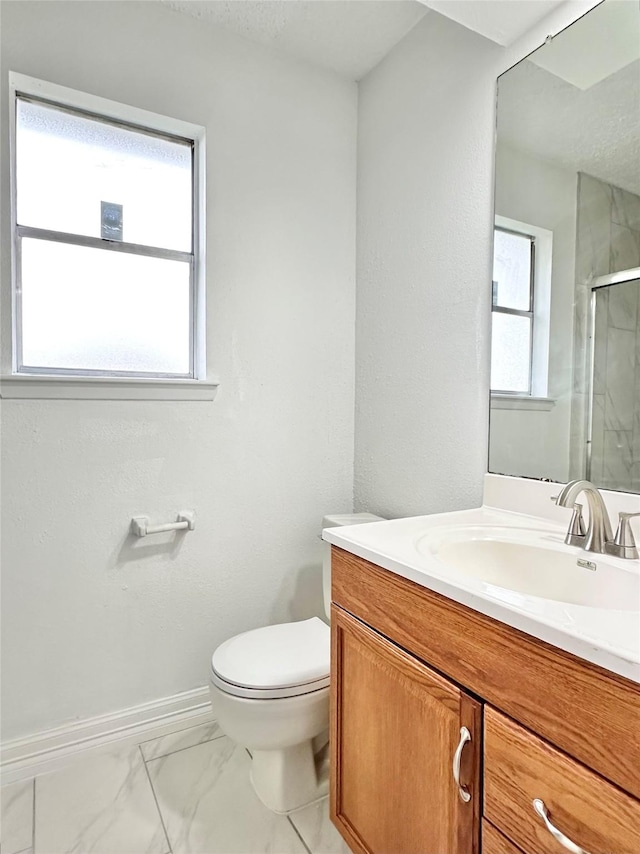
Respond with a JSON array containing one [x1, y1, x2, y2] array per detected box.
[[1, 721, 349, 854]]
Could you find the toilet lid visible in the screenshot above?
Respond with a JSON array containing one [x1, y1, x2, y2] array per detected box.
[[211, 617, 330, 692]]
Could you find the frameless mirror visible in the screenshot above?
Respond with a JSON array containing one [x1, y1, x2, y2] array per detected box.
[[489, 0, 640, 492]]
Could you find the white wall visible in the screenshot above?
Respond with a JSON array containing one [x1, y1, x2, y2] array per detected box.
[[353, 1, 600, 516], [489, 144, 577, 482], [354, 12, 501, 518], [0, 1, 357, 741]]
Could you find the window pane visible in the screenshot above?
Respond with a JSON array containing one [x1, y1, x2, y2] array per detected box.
[[491, 313, 531, 393], [492, 229, 532, 311], [16, 98, 192, 252], [20, 238, 191, 375]]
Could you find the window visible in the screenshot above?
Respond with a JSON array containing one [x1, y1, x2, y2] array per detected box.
[[6, 74, 210, 398], [491, 227, 535, 394], [490, 217, 554, 407]]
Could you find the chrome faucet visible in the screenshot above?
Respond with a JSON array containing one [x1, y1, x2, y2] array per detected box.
[[555, 480, 640, 559]]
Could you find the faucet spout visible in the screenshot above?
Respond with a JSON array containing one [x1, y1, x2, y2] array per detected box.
[[555, 480, 613, 554]]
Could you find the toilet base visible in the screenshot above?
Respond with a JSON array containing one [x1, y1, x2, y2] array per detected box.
[[250, 737, 329, 814]]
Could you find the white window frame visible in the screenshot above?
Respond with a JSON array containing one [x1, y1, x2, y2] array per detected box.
[[1, 72, 217, 401], [490, 215, 554, 411]]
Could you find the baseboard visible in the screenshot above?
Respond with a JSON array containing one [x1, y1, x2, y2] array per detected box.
[[1, 685, 214, 784]]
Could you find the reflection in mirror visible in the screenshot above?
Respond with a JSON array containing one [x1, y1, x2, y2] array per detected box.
[[590, 278, 640, 489], [488, 0, 640, 493]]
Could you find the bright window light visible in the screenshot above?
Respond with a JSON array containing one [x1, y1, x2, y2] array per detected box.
[[16, 99, 192, 252], [12, 87, 202, 380], [491, 227, 534, 394], [21, 239, 191, 374]]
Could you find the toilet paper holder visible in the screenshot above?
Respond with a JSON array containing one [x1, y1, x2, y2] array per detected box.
[[131, 511, 196, 538]]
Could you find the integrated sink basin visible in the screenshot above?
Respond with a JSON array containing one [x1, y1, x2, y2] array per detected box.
[[419, 526, 640, 611], [323, 502, 640, 681]]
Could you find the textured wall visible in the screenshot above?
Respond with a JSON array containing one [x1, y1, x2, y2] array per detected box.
[[0, 1, 357, 740], [354, 13, 500, 518]]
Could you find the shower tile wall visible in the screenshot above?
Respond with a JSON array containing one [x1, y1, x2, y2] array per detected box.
[[569, 173, 640, 486], [590, 280, 640, 491]]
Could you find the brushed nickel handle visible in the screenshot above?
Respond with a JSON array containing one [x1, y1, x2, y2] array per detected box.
[[606, 511, 640, 559], [565, 502, 586, 546], [533, 799, 591, 854], [452, 726, 471, 803]]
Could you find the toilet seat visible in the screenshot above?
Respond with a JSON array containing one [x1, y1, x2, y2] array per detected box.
[[211, 617, 330, 700]]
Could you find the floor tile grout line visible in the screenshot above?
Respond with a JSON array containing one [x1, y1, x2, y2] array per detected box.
[[138, 745, 173, 854], [142, 732, 226, 765], [287, 815, 312, 854], [138, 719, 219, 748]]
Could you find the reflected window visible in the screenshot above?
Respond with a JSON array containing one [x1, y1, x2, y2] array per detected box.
[[491, 227, 534, 394], [13, 87, 202, 379]]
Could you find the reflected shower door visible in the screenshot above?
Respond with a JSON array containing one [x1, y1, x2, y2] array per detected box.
[[588, 279, 640, 491]]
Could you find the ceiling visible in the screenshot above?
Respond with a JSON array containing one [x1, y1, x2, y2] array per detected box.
[[420, 0, 566, 47], [497, 57, 640, 195], [165, 1, 428, 80], [528, 0, 640, 89], [162, 2, 639, 192], [165, 0, 570, 81]]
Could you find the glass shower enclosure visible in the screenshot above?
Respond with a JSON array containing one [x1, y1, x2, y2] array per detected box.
[[587, 272, 640, 492]]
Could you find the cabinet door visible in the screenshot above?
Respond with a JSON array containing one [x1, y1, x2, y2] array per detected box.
[[330, 606, 480, 854]]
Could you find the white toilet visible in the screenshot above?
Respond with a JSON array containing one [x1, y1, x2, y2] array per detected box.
[[208, 513, 383, 814]]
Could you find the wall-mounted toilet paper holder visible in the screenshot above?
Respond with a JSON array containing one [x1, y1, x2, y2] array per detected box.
[[130, 511, 195, 538]]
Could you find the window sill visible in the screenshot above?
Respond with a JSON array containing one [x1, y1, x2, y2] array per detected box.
[[0, 375, 219, 401], [490, 394, 555, 411]]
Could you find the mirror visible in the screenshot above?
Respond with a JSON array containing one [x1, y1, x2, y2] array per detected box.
[[488, 0, 640, 493]]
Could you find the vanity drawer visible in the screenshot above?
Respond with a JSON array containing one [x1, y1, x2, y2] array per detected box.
[[484, 706, 640, 854], [481, 820, 524, 854]]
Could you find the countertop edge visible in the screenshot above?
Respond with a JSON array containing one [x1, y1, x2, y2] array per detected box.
[[324, 531, 640, 685]]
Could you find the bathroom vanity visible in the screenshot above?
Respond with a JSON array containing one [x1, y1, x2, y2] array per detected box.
[[324, 494, 640, 854], [326, 1, 640, 849]]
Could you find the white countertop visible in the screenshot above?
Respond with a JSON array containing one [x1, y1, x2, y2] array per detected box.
[[323, 505, 640, 684]]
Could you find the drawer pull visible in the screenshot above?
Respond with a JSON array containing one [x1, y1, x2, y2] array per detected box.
[[533, 799, 591, 854], [452, 726, 471, 803]]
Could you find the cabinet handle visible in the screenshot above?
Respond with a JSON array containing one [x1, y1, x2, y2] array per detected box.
[[533, 799, 591, 854], [452, 726, 472, 803]]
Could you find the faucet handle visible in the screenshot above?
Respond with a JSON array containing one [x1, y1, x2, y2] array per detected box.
[[607, 512, 640, 560], [552, 495, 586, 546], [564, 502, 586, 546]]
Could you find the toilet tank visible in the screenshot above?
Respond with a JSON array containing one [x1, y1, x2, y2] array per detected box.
[[321, 513, 385, 620]]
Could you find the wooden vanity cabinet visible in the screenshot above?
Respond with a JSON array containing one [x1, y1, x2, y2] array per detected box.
[[330, 546, 640, 854], [331, 606, 481, 854]]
